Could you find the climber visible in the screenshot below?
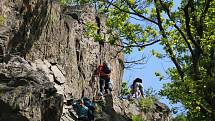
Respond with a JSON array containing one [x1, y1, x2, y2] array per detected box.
[[72, 97, 95, 121], [83, 97, 95, 121], [129, 78, 144, 99], [96, 61, 112, 96]]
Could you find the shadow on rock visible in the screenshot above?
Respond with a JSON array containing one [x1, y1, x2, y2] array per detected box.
[[0, 100, 29, 121]]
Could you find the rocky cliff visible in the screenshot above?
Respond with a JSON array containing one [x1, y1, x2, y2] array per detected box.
[[0, 0, 170, 121], [0, 56, 63, 121]]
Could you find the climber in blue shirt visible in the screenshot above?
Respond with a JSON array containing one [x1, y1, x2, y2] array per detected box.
[[72, 97, 95, 121]]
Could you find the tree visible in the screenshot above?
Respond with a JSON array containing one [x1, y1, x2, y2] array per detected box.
[[121, 81, 130, 96], [172, 114, 188, 121], [79, 0, 215, 120]]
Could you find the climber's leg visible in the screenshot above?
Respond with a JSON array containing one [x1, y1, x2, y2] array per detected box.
[[104, 77, 110, 94], [99, 78, 105, 95]]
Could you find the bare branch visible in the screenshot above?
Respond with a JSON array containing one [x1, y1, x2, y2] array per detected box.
[[125, 57, 146, 64], [130, 16, 144, 21], [110, 47, 124, 60], [104, 30, 161, 48], [119, 39, 160, 48], [124, 54, 151, 69], [103, 0, 159, 25]]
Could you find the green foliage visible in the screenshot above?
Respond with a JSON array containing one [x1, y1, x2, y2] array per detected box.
[[59, 0, 71, 4], [154, 71, 164, 81], [121, 81, 130, 96], [144, 88, 159, 100], [0, 15, 5, 26], [139, 97, 155, 111], [84, 0, 215, 120], [139, 88, 158, 111], [84, 22, 104, 42], [172, 114, 188, 121], [151, 49, 163, 58], [131, 115, 145, 121]]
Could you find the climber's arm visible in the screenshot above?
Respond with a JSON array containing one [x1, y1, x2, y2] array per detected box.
[[95, 65, 102, 76]]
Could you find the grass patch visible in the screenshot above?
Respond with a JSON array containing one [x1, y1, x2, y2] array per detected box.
[[59, 0, 78, 5], [131, 115, 146, 121], [0, 15, 5, 26]]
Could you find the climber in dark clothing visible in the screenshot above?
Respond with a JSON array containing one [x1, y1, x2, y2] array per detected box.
[[96, 62, 112, 95], [72, 97, 95, 121], [129, 78, 144, 99]]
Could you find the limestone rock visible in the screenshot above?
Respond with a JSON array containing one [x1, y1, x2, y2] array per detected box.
[[0, 56, 63, 121], [51, 65, 66, 84], [112, 97, 171, 121], [33, 59, 54, 82], [0, 0, 171, 121]]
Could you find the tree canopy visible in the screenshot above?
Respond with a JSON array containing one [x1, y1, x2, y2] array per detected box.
[[65, 0, 215, 120]]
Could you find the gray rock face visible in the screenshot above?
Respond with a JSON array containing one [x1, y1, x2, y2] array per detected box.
[[0, 0, 124, 120], [113, 98, 171, 121], [0, 56, 63, 121], [0, 0, 171, 121], [0, 0, 123, 98]]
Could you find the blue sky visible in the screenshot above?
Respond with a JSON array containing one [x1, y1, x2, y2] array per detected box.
[[123, 43, 172, 98], [123, 42, 185, 116], [123, 43, 171, 90], [122, 0, 185, 115]]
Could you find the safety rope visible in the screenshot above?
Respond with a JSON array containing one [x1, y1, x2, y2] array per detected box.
[[79, 32, 85, 98], [93, 3, 101, 99]]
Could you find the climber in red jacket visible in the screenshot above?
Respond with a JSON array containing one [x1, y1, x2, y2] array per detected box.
[[96, 62, 112, 96]]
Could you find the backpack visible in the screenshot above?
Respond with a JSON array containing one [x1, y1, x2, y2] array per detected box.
[[83, 98, 95, 120], [72, 100, 89, 118], [73, 98, 95, 120], [102, 63, 111, 74], [83, 97, 95, 110]]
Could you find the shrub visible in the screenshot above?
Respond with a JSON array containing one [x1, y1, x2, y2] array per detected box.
[[139, 97, 155, 111], [0, 15, 5, 26], [121, 81, 130, 96], [172, 114, 188, 121], [59, 0, 76, 5], [131, 115, 145, 121]]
